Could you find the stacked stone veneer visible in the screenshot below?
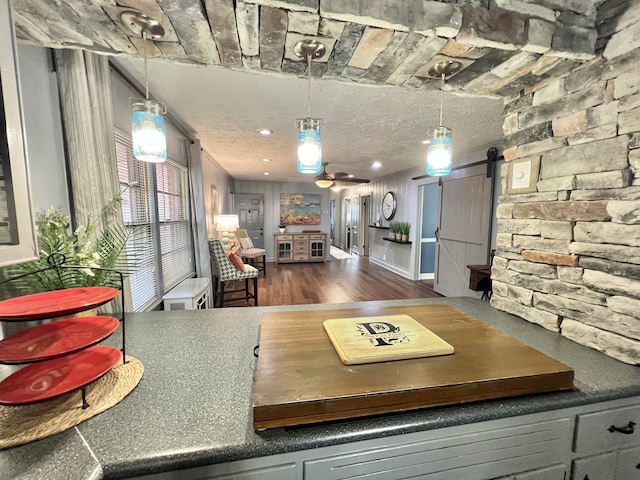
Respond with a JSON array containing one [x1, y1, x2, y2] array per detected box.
[[490, 7, 640, 365]]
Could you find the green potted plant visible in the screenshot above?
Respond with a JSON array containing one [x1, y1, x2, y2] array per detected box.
[[0, 187, 142, 298], [400, 222, 410, 242], [388, 221, 396, 240]]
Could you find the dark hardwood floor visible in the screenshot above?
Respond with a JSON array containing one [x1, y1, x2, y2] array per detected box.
[[221, 253, 442, 307]]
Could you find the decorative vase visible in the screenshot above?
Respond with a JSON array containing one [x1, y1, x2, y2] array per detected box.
[[389, 232, 396, 240], [279, 228, 286, 233], [401, 234, 408, 242]]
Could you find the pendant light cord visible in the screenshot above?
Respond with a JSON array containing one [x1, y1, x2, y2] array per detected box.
[[439, 72, 445, 127], [143, 30, 149, 101], [307, 53, 312, 118]]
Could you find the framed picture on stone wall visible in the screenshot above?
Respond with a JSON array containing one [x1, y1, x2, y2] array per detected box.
[[506, 157, 540, 194]]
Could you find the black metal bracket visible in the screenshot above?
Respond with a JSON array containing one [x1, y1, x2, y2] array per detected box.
[[412, 146, 504, 181]]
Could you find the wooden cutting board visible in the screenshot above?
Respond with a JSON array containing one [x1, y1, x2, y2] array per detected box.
[[323, 314, 454, 364], [253, 304, 575, 430]]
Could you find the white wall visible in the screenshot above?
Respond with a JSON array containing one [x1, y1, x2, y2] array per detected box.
[[17, 44, 68, 214], [202, 148, 235, 239]]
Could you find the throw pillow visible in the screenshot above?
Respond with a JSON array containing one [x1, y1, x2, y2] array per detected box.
[[225, 251, 245, 271], [239, 236, 253, 250]]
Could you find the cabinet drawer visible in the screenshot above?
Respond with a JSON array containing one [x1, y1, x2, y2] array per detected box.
[[276, 235, 293, 240], [305, 418, 572, 480], [616, 446, 640, 479], [574, 404, 640, 454], [293, 254, 309, 260], [294, 235, 308, 240], [309, 235, 325, 240], [514, 464, 567, 480], [571, 452, 617, 480]]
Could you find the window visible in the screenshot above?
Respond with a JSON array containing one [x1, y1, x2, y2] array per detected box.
[[156, 161, 192, 290], [115, 130, 193, 310]]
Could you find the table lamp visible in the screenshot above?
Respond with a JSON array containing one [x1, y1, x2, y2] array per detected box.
[[215, 215, 239, 251]]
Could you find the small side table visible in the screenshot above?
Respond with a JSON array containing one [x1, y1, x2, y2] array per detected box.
[[467, 264, 492, 301], [163, 278, 211, 310]]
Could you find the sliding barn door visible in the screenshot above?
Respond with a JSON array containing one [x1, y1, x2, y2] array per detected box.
[[434, 164, 493, 297]]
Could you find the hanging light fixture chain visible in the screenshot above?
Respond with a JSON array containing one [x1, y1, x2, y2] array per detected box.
[[307, 53, 312, 118], [143, 30, 150, 101], [439, 72, 445, 127]]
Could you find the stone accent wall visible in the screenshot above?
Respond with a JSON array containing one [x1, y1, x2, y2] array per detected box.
[[491, 5, 640, 365]]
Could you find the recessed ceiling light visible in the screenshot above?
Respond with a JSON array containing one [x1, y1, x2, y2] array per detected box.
[[372, 161, 382, 169], [347, 174, 354, 178], [264, 172, 270, 175], [258, 128, 272, 136], [331, 186, 341, 192], [421, 138, 431, 144], [262, 158, 271, 162]]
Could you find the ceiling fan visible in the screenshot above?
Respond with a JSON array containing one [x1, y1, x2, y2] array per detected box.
[[315, 162, 370, 188]]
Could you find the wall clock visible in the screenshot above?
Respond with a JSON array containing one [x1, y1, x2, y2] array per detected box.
[[382, 191, 397, 220]]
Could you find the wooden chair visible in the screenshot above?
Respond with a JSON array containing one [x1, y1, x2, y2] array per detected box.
[[209, 240, 258, 308], [235, 228, 267, 276]]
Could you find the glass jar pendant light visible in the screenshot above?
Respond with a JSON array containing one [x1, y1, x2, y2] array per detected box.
[[426, 61, 461, 176], [294, 39, 326, 174], [122, 11, 168, 163]]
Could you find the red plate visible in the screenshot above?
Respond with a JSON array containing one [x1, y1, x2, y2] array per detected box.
[[0, 346, 122, 406], [0, 287, 119, 321], [0, 316, 120, 364]]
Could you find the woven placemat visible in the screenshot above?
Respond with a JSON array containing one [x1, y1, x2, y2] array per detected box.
[[0, 355, 143, 449]]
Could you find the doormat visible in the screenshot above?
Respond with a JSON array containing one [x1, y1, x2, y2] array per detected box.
[[330, 246, 352, 260]]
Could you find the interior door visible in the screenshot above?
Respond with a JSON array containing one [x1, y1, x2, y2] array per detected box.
[[233, 193, 264, 248], [350, 195, 360, 255], [344, 197, 351, 251], [434, 164, 493, 297], [360, 194, 370, 256], [419, 183, 439, 280]]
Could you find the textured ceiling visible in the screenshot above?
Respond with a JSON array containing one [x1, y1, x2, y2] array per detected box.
[[11, 0, 613, 183]]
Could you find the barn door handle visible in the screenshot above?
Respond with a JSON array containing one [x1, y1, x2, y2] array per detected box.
[[608, 421, 636, 434]]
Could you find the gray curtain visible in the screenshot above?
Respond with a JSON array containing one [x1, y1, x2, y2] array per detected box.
[[188, 139, 212, 282], [54, 49, 121, 232], [54, 49, 132, 311]]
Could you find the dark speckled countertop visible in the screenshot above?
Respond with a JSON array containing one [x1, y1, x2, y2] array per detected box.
[[2, 297, 640, 480]]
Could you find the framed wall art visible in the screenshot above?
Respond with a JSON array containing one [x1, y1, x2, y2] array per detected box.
[[280, 193, 321, 225]]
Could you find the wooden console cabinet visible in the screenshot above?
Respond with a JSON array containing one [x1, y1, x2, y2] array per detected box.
[[275, 233, 326, 264]]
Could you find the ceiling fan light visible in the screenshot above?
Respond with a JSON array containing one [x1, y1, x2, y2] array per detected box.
[[131, 99, 167, 163], [426, 126, 452, 176], [315, 178, 333, 188], [297, 118, 322, 174]]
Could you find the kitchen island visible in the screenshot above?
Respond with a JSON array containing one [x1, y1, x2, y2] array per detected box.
[[2, 297, 640, 480]]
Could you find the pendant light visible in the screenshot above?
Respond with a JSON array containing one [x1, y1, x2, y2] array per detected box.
[[121, 11, 168, 163], [293, 39, 326, 174], [426, 61, 461, 176]]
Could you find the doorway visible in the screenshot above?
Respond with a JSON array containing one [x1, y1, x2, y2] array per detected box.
[[360, 194, 370, 256], [233, 193, 264, 248], [418, 183, 439, 280], [329, 199, 336, 246], [344, 197, 351, 252], [350, 195, 360, 255]]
